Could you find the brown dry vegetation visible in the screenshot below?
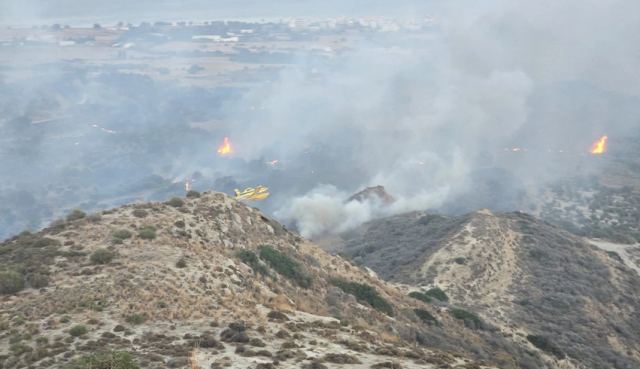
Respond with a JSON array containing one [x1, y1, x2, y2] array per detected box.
[[0, 192, 496, 369]]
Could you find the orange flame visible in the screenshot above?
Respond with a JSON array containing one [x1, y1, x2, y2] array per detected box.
[[217, 137, 233, 156], [590, 135, 608, 155]]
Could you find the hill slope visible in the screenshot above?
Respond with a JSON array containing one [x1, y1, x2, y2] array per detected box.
[[324, 209, 640, 369], [0, 192, 523, 369]]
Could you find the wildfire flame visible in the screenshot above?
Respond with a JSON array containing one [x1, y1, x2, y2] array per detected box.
[[217, 137, 233, 156], [590, 135, 608, 155]]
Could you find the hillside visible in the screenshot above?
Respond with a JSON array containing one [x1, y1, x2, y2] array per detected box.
[[0, 191, 527, 369], [323, 209, 640, 369]]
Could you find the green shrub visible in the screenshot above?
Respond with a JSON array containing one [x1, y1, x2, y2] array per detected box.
[[414, 308, 438, 325], [86, 213, 102, 222], [186, 190, 201, 198], [132, 209, 148, 218], [166, 197, 185, 208], [331, 278, 394, 316], [527, 335, 565, 359], [237, 250, 268, 275], [65, 351, 139, 369], [90, 249, 116, 265], [9, 343, 32, 355], [156, 301, 168, 309], [606, 251, 623, 263], [409, 288, 448, 303], [449, 308, 484, 330], [69, 325, 88, 337], [34, 237, 58, 248], [258, 245, 311, 287], [408, 291, 431, 303], [26, 273, 49, 288], [138, 226, 156, 240], [112, 230, 132, 240], [529, 249, 549, 261], [66, 209, 86, 222], [125, 313, 147, 325], [0, 271, 25, 295], [424, 287, 448, 302]]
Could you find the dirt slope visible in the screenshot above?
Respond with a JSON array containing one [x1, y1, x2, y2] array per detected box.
[[0, 192, 504, 369], [324, 210, 640, 369]]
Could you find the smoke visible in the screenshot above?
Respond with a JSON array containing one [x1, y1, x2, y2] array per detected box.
[[274, 185, 377, 238], [1, 0, 640, 240], [221, 0, 640, 237]]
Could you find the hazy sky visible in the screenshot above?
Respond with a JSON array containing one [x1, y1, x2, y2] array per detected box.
[[0, 0, 441, 25]]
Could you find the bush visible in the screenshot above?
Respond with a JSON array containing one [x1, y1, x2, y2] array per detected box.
[[125, 313, 147, 325], [138, 226, 156, 240], [26, 273, 49, 288], [527, 335, 565, 359], [414, 308, 438, 325], [409, 288, 448, 303], [69, 325, 88, 337], [65, 351, 139, 369], [449, 308, 484, 330], [408, 291, 431, 304], [331, 278, 394, 316], [166, 197, 185, 208], [426, 287, 448, 302], [112, 230, 132, 240], [186, 190, 201, 198], [0, 271, 25, 295], [258, 245, 311, 287], [175, 258, 187, 268], [132, 209, 148, 218], [90, 249, 116, 265], [86, 213, 102, 222], [237, 250, 268, 275], [529, 249, 549, 261], [34, 237, 58, 248], [67, 209, 86, 221]]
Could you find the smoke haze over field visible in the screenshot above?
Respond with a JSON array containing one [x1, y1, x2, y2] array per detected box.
[[225, 0, 640, 236], [1, 0, 640, 239], [0, 1, 441, 25]]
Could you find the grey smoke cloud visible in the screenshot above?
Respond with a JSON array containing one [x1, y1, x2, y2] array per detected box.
[[1, 0, 640, 240], [222, 0, 640, 237]]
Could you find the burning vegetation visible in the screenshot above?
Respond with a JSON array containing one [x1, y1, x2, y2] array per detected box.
[[217, 137, 233, 156], [590, 135, 608, 155]]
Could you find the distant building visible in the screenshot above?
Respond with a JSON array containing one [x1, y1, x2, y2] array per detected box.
[[192, 35, 239, 43]]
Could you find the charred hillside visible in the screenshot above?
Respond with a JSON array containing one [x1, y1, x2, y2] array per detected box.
[[324, 209, 640, 369]]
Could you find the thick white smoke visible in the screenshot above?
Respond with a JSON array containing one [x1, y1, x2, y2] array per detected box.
[[225, 0, 640, 237], [274, 185, 379, 238]]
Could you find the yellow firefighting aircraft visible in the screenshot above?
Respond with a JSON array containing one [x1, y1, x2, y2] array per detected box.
[[234, 185, 270, 201]]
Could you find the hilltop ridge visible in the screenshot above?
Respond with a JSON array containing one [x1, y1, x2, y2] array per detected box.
[[323, 209, 640, 369], [0, 191, 512, 369]]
